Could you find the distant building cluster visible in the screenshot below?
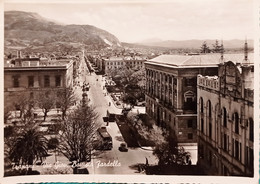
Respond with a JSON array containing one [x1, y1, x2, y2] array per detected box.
[[144, 42, 254, 176]]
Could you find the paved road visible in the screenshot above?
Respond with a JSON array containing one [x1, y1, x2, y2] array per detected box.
[[57, 58, 157, 174], [82, 72, 157, 174]]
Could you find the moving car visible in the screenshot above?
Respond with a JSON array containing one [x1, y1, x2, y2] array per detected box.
[[119, 142, 128, 152]]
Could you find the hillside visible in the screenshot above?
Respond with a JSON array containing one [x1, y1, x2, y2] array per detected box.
[[4, 11, 121, 53]]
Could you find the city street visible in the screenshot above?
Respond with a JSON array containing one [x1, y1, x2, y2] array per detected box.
[[80, 67, 158, 174], [36, 58, 157, 175]]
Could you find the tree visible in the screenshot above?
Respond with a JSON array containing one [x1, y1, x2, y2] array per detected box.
[[9, 128, 48, 174], [14, 95, 34, 119], [131, 67, 146, 101], [57, 102, 99, 163], [4, 105, 12, 124], [153, 133, 190, 166], [122, 93, 136, 107], [212, 39, 224, 53], [200, 41, 211, 53], [38, 91, 55, 121], [126, 112, 190, 166], [131, 67, 145, 87], [56, 88, 76, 120], [126, 112, 165, 144]]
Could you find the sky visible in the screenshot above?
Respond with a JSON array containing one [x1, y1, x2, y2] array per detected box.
[[4, 0, 255, 43]]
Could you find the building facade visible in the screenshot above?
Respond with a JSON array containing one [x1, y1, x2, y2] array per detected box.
[[197, 56, 254, 176], [145, 54, 220, 144], [4, 57, 74, 110], [104, 56, 146, 74]]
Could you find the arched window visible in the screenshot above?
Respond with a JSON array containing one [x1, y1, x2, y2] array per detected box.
[[184, 91, 195, 102], [207, 100, 212, 138], [184, 91, 196, 111], [200, 97, 204, 113], [249, 118, 254, 141], [234, 112, 239, 134], [223, 107, 227, 127], [207, 100, 212, 118]]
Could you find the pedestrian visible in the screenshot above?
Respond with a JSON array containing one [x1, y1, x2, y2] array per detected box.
[[186, 155, 189, 164], [145, 157, 149, 166], [188, 158, 192, 165]]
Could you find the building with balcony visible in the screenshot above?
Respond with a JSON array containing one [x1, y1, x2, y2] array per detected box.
[[4, 57, 74, 110], [197, 54, 254, 176]]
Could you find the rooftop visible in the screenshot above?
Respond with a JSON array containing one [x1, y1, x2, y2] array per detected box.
[[104, 56, 147, 61], [5, 58, 72, 68], [146, 53, 254, 68]]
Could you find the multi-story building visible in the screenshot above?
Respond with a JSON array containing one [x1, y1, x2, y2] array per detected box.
[[104, 56, 146, 74], [197, 53, 254, 176], [145, 54, 220, 144], [4, 57, 74, 110]]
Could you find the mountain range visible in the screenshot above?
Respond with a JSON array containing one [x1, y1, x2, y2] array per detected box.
[[4, 11, 121, 53], [4, 11, 253, 53]]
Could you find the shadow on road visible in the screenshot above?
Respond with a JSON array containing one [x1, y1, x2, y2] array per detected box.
[[116, 121, 139, 147]]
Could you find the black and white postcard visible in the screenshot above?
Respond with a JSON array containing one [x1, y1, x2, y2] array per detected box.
[[1, 0, 259, 183]]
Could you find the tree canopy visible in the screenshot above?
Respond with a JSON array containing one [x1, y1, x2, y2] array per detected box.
[[57, 103, 99, 163]]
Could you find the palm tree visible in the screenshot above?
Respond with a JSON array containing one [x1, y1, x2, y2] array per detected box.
[[9, 128, 48, 174]]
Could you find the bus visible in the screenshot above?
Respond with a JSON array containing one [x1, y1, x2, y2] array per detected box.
[[96, 127, 113, 150]]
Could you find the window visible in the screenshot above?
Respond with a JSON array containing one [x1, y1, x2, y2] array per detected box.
[[208, 150, 212, 166], [234, 140, 239, 160], [188, 133, 193, 139], [55, 75, 61, 87], [44, 75, 50, 87], [223, 165, 228, 176], [223, 108, 227, 127], [13, 75, 20, 87], [28, 76, 34, 87], [199, 144, 204, 159], [209, 123, 212, 139], [249, 118, 254, 141], [188, 120, 193, 128], [246, 147, 253, 169], [200, 97, 204, 113], [201, 118, 204, 133], [184, 77, 196, 86], [184, 91, 196, 111], [223, 134, 228, 152], [208, 101, 212, 118], [232, 139, 234, 156], [184, 91, 195, 102], [208, 100, 212, 138], [234, 112, 239, 134]]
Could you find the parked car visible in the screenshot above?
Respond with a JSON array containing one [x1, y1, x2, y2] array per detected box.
[[119, 142, 128, 152]]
